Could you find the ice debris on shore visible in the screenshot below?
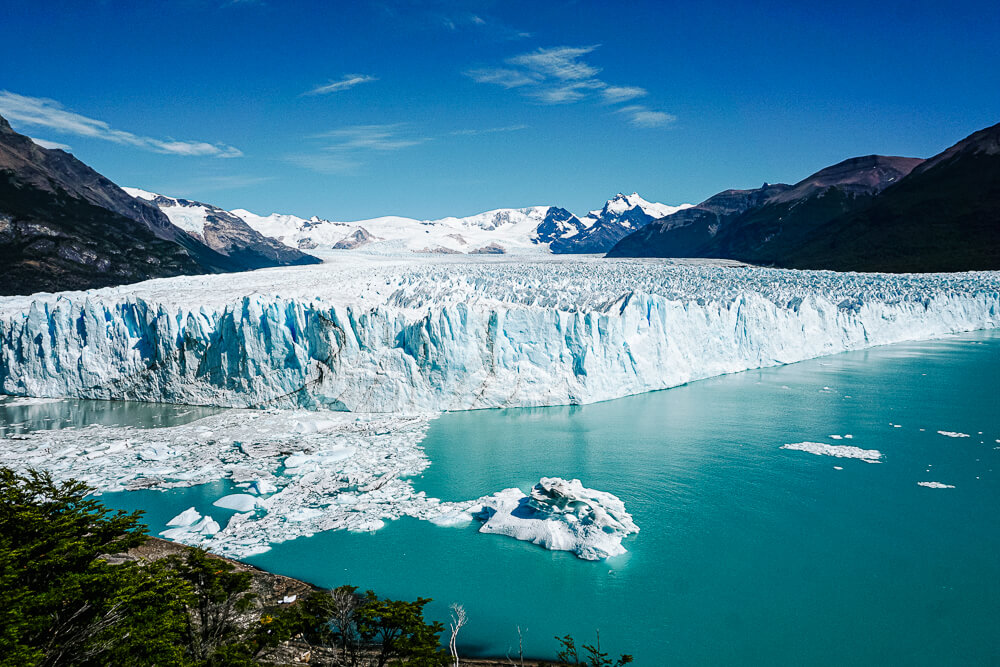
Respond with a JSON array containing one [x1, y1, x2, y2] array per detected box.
[[474, 477, 639, 560], [0, 410, 635, 560], [781, 441, 883, 463], [1, 258, 997, 412]]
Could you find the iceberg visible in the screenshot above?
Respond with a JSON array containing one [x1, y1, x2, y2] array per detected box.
[[475, 478, 639, 560], [213, 494, 259, 512], [781, 441, 883, 462], [167, 507, 201, 527], [0, 258, 996, 413]]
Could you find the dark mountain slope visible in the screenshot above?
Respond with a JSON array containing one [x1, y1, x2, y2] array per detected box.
[[606, 184, 791, 258], [0, 114, 319, 295], [782, 124, 1000, 272]]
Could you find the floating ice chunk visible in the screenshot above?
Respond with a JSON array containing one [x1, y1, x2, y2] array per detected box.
[[937, 431, 970, 438], [349, 518, 385, 532], [213, 494, 259, 512], [190, 516, 221, 535], [781, 441, 882, 462], [475, 477, 639, 561], [829, 435, 843, 440], [286, 508, 322, 522], [159, 527, 193, 540], [2, 397, 63, 406], [429, 511, 473, 527], [250, 478, 278, 495], [917, 481, 956, 489], [138, 446, 178, 461], [167, 507, 202, 527]]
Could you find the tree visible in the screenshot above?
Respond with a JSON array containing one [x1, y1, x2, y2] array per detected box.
[[356, 591, 449, 667], [554, 633, 633, 667], [0, 467, 191, 666], [447, 604, 467, 667]]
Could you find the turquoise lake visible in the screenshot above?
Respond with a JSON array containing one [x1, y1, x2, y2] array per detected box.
[[17, 331, 1000, 665]]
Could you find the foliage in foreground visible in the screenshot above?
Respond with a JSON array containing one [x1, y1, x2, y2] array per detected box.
[[0, 467, 630, 666]]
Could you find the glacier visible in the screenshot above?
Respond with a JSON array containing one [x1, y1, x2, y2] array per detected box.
[[1, 256, 998, 413]]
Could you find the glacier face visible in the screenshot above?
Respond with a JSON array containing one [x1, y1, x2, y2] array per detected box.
[[0, 256, 998, 413]]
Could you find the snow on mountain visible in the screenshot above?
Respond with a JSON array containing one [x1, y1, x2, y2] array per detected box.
[[589, 192, 692, 220], [229, 193, 692, 256], [233, 206, 559, 255], [1, 255, 996, 413], [122, 187, 319, 269]]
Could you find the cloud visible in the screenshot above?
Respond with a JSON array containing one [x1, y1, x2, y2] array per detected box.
[[449, 124, 528, 136], [601, 86, 647, 103], [316, 124, 429, 152], [0, 91, 242, 157], [617, 105, 677, 128], [466, 47, 675, 125], [290, 124, 428, 174], [305, 74, 377, 95], [507, 45, 601, 81], [465, 68, 540, 88], [30, 137, 72, 151]]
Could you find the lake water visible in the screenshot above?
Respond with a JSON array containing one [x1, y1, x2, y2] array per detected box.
[[17, 331, 1000, 665]]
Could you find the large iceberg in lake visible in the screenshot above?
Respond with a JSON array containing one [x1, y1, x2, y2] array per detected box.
[[475, 477, 640, 560], [0, 256, 997, 412]]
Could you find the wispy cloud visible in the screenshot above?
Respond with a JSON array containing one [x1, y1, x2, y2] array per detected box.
[[465, 68, 540, 88], [601, 85, 647, 103], [290, 123, 428, 174], [0, 91, 242, 157], [508, 45, 602, 82], [465, 45, 675, 127], [450, 124, 528, 136], [305, 74, 377, 96], [30, 137, 72, 151], [617, 105, 677, 128]]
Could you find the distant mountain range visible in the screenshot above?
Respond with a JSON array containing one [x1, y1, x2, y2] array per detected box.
[[132, 191, 691, 257], [2, 108, 996, 296], [609, 122, 1000, 272], [0, 114, 317, 295]]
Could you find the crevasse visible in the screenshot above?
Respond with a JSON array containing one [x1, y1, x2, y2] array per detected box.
[[1, 261, 997, 412]]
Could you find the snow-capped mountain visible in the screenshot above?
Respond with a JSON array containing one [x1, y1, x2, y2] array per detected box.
[[231, 193, 692, 256], [123, 188, 319, 269]]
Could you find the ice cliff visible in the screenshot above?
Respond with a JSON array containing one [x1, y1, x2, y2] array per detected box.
[[0, 257, 998, 412]]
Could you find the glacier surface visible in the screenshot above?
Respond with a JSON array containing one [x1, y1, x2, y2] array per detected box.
[[1, 256, 998, 412]]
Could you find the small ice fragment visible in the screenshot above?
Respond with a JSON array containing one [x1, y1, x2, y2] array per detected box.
[[833, 466, 843, 470], [213, 494, 258, 512], [917, 482, 955, 489], [937, 431, 970, 438], [167, 507, 201, 527], [829, 435, 843, 440]]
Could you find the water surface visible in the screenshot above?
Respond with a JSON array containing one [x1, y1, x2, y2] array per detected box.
[[34, 333, 1000, 664]]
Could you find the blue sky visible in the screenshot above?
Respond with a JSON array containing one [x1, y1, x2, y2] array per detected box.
[[2, 0, 998, 220]]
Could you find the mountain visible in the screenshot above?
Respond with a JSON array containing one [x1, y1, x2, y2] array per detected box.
[[606, 184, 792, 258], [0, 114, 211, 295], [231, 193, 691, 256], [549, 193, 693, 253], [123, 189, 319, 270], [608, 154, 936, 268], [780, 122, 1000, 272]]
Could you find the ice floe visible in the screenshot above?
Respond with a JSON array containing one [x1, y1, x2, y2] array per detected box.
[[474, 478, 639, 560], [0, 409, 633, 560], [937, 431, 971, 438], [917, 482, 956, 489], [781, 441, 883, 463]]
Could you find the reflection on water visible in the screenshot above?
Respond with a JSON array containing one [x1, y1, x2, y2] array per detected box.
[[0, 397, 224, 435]]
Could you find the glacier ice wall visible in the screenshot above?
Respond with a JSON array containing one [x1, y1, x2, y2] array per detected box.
[[0, 259, 997, 412]]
